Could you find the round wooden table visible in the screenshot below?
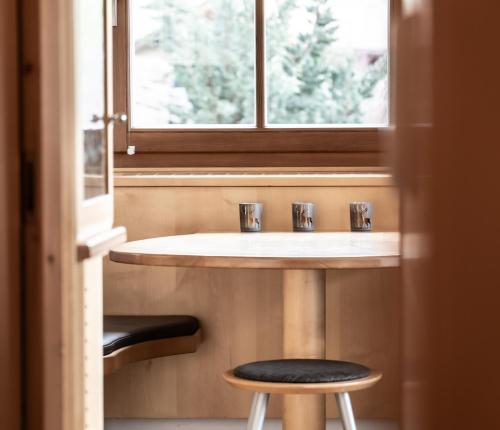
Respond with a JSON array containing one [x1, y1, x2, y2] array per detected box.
[[110, 232, 400, 430]]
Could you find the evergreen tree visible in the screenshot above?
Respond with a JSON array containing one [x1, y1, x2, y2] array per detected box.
[[141, 0, 387, 125], [266, 0, 387, 124]]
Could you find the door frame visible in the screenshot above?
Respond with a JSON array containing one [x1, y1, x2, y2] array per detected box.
[[20, 0, 84, 429], [0, 0, 21, 428]]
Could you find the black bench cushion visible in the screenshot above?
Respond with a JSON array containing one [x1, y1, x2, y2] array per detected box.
[[103, 315, 199, 356], [234, 359, 370, 383]]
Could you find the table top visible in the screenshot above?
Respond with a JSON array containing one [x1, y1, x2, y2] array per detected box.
[[109, 232, 400, 270]]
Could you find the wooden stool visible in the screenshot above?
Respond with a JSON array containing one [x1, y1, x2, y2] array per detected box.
[[223, 359, 382, 430], [103, 315, 201, 375]]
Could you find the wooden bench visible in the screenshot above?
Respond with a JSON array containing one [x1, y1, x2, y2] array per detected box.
[[103, 315, 201, 375]]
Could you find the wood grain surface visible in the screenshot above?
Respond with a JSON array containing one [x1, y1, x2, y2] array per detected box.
[[282, 269, 326, 430], [110, 232, 399, 269], [104, 178, 400, 419]]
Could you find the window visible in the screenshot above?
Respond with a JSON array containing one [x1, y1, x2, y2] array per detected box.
[[130, 0, 256, 127], [265, 0, 388, 126], [114, 0, 391, 167]]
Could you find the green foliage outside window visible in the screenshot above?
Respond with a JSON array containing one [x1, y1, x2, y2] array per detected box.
[[135, 0, 387, 125]]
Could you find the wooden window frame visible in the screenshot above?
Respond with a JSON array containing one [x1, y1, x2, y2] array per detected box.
[[113, 0, 393, 168]]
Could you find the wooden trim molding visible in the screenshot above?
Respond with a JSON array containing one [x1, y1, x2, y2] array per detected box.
[[104, 329, 202, 376], [112, 0, 128, 153], [128, 128, 380, 153], [115, 152, 384, 168], [113, 171, 395, 188], [77, 226, 127, 261], [114, 166, 389, 172]]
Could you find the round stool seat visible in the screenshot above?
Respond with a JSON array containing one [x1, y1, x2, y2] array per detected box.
[[224, 360, 382, 430], [224, 359, 381, 394], [234, 359, 370, 384]]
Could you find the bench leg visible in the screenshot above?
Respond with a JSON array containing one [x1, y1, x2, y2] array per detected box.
[[247, 392, 269, 430], [335, 392, 357, 430]]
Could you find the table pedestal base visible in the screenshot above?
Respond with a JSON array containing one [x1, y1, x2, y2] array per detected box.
[[282, 269, 326, 430]]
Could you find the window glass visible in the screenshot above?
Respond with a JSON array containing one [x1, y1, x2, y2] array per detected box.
[[130, 0, 256, 128], [76, 0, 107, 199], [266, 0, 389, 126]]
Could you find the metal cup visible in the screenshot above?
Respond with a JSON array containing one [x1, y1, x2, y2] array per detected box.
[[350, 202, 373, 231], [239, 203, 263, 232], [292, 202, 315, 232]]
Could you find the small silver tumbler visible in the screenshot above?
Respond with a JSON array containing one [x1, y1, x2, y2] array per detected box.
[[350, 202, 373, 231], [239, 203, 263, 232], [292, 202, 315, 232]]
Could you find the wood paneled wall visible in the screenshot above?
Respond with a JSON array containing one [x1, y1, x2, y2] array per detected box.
[[0, 0, 21, 428], [104, 175, 400, 419], [396, 1, 500, 428]]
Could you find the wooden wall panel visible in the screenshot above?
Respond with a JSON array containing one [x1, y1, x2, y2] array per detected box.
[[0, 0, 21, 428], [104, 181, 400, 419], [396, 1, 500, 429]]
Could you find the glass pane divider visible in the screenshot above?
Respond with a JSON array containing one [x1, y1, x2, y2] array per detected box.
[[255, 0, 266, 128]]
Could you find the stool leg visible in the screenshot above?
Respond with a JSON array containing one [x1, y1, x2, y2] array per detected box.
[[335, 392, 357, 430], [247, 392, 270, 430]]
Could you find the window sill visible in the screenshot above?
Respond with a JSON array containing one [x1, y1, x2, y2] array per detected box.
[[114, 168, 394, 188]]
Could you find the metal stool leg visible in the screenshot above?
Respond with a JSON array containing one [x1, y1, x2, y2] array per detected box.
[[247, 392, 270, 430], [335, 392, 357, 430]]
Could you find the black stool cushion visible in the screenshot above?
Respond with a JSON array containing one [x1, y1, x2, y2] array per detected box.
[[103, 315, 199, 356], [234, 359, 370, 383]]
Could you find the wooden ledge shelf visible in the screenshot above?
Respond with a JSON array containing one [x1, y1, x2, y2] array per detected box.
[[113, 171, 394, 188], [77, 226, 127, 261]]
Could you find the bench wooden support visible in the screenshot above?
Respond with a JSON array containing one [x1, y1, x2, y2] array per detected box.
[[104, 329, 202, 376]]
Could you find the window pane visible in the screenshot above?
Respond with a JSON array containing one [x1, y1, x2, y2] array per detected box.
[[75, 0, 107, 199], [266, 0, 389, 126], [130, 0, 256, 128]]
